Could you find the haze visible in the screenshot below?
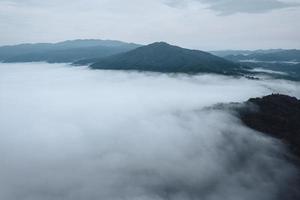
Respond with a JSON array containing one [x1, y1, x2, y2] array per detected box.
[[0, 0, 300, 49], [0, 62, 300, 200]]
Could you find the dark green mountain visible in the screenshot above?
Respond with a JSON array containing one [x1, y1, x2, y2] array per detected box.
[[239, 94, 300, 156], [90, 42, 242, 75], [0, 39, 141, 63]]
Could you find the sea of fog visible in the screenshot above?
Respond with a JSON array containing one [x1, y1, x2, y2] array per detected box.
[[0, 62, 300, 200]]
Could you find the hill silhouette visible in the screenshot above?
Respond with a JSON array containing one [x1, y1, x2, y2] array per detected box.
[[90, 42, 242, 75], [0, 39, 140, 63], [239, 94, 300, 156]]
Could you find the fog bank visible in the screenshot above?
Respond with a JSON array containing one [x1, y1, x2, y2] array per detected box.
[[0, 62, 299, 200]]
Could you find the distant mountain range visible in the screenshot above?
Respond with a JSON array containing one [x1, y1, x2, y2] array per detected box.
[[210, 49, 285, 57], [0, 39, 141, 63], [210, 49, 300, 80], [88, 42, 242, 75], [1, 39, 300, 77], [215, 49, 300, 63]]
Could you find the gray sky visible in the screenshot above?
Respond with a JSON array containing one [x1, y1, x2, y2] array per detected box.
[[0, 0, 299, 50]]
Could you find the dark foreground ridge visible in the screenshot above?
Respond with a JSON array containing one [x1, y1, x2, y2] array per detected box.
[[236, 94, 300, 200], [239, 94, 300, 156]]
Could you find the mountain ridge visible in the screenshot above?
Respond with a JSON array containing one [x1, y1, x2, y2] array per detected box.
[[89, 42, 243, 75], [0, 39, 141, 63], [224, 49, 300, 62], [238, 94, 300, 157]]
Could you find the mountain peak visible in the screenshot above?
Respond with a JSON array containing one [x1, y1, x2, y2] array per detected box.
[[149, 41, 171, 46], [145, 42, 176, 49], [90, 42, 242, 75]]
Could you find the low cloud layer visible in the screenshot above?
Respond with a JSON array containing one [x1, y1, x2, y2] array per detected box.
[[166, 0, 300, 15], [0, 63, 300, 200]]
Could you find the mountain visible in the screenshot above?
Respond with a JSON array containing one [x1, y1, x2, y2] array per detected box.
[[216, 49, 300, 81], [210, 49, 284, 57], [224, 49, 300, 63], [244, 62, 300, 75], [227, 94, 300, 199], [90, 42, 242, 75], [0, 39, 141, 63], [237, 94, 300, 157]]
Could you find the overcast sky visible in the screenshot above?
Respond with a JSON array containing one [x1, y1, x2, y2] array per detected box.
[[0, 0, 299, 50]]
